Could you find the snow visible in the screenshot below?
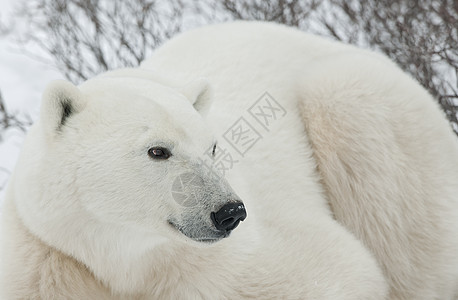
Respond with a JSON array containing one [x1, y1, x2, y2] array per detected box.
[[0, 0, 64, 206]]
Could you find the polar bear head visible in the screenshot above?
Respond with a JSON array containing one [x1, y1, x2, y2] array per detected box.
[[12, 69, 246, 260]]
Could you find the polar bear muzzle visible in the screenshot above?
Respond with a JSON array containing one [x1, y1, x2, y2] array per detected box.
[[169, 200, 246, 243]]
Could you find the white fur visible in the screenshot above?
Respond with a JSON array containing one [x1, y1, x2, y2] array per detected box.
[[1, 21, 457, 299]]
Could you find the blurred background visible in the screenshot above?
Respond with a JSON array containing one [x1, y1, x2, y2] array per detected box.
[[0, 0, 457, 201]]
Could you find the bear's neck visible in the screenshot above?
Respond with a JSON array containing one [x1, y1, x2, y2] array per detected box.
[[75, 222, 259, 298], [5, 195, 259, 298]]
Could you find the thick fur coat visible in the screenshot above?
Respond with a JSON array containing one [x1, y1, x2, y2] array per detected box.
[[1, 22, 457, 299]]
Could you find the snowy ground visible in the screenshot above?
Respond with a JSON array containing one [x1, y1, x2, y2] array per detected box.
[[0, 0, 64, 205]]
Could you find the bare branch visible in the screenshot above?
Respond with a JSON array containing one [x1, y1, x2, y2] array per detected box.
[[0, 90, 33, 141], [13, 0, 184, 83]]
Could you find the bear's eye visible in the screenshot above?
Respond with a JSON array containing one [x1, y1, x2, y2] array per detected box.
[[148, 147, 171, 160]]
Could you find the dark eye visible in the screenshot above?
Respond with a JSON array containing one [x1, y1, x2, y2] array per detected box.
[[148, 147, 171, 160], [212, 143, 217, 157]]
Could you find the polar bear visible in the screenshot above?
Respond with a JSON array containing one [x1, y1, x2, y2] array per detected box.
[[1, 21, 457, 299]]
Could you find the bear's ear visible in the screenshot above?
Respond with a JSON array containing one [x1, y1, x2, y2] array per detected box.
[[181, 78, 213, 117], [40, 80, 85, 136]]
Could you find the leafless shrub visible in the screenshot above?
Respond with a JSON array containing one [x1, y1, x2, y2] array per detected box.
[[193, 0, 321, 27], [0, 90, 33, 141], [14, 0, 184, 84]]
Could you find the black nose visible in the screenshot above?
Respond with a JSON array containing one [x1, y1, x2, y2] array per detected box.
[[211, 202, 247, 232]]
